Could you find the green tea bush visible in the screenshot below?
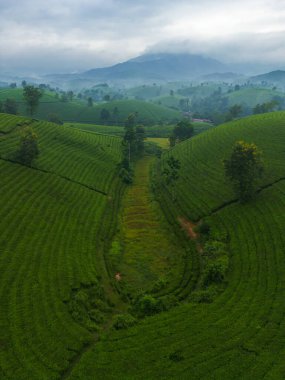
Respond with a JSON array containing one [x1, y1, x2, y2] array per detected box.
[[112, 314, 137, 330]]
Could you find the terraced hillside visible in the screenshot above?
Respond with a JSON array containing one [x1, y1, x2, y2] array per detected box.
[[0, 113, 124, 379], [2, 110, 285, 379], [226, 87, 284, 108], [66, 112, 285, 379], [0, 88, 180, 125], [65, 120, 214, 138]]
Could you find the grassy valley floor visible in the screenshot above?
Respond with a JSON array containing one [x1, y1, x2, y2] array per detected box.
[[109, 155, 185, 297]]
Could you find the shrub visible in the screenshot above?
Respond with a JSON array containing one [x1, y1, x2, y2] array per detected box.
[[196, 220, 210, 235], [119, 167, 133, 184], [169, 349, 184, 362], [203, 257, 228, 286], [133, 294, 162, 317], [191, 289, 215, 303], [204, 240, 227, 256], [112, 314, 137, 330]]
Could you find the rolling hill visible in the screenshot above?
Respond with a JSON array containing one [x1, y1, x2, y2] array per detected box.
[[45, 53, 228, 86], [250, 70, 285, 85], [0, 113, 124, 379], [66, 112, 285, 379], [0, 88, 181, 125], [2, 110, 285, 379], [226, 87, 284, 108]]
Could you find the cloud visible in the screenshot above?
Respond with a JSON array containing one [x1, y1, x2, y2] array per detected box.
[[0, 0, 285, 74]]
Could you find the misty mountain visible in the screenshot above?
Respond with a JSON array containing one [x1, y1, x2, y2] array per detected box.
[[250, 70, 285, 85], [83, 53, 227, 82], [198, 72, 245, 82]]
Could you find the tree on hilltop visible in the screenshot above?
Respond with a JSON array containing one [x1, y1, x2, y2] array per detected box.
[[224, 141, 264, 202], [169, 119, 194, 146], [4, 98, 18, 115], [18, 127, 39, 166], [23, 85, 43, 116], [163, 156, 181, 200]]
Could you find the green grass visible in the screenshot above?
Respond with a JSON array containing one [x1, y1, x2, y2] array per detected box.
[[107, 156, 185, 296], [146, 138, 169, 149]]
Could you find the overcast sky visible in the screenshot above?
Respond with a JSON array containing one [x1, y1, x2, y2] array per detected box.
[[1, 0, 285, 74]]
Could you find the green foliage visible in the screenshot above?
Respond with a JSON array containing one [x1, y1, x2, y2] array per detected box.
[[87, 97, 93, 107], [228, 104, 242, 119], [224, 141, 264, 202], [3, 98, 18, 115], [68, 282, 110, 332], [190, 288, 216, 303], [133, 294, 162, 317], [170, 119, 194, 145], [203, 257, 228, 286], [100, 108, 110, 123], [17, 127, 39, 166], [169, 349, 184, 362], [48, 113, 63, 125], [0, 113, 124, 379], [119, 167, 133, 184], [163, 156, 181, 200], [195, 220, 210, 235], [112, 314, 137, 330], [23, 85, 43, 116], [253, 100, 279, 114]]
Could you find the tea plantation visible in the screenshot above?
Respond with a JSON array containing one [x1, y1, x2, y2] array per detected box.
[[69, 112, 285, 379], [0, 114, 124, 379], [1, 111, 285, 379]]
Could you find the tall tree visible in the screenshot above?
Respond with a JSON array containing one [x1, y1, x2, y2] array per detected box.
[[163, 156, 181, 200], [4, 98, 18, 115], [224, 141, 264, 202], [100, 108, 110, 124], [123, 113, 136, 164], [23, 86, 43, 116], [87, 97, 93, 107], [18, 127, 39, 166], [135, 125, 145, 156], [170, 119, 194, 146]]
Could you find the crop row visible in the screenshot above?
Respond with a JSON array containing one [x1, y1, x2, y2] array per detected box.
[[0, 159, 113, 379], [67, 180, 285, 379], [161, 111, 285, 220], [0, 116, 122, 193]]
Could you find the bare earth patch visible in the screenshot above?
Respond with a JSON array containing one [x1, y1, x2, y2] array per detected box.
[[178, 217, 203, 253]]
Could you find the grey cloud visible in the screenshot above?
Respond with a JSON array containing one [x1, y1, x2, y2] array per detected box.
[[1, 0, 285, 74]]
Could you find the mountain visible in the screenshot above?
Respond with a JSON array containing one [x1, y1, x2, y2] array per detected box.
[[45, 53, 228, 88], [199, 72, 245, 82], [83, 53, 227, 82], [250, 70, 285, 85]]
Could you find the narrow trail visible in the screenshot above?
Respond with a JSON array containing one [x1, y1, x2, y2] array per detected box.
[[110, 155, 185, 295]]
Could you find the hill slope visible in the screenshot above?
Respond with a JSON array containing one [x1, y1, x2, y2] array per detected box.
[[0, 88, 181, 124], [46, 53, 227, 85], [0, 113, 124, 379], [3, 112, 285, 379], [67, 112, 285, 379]]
